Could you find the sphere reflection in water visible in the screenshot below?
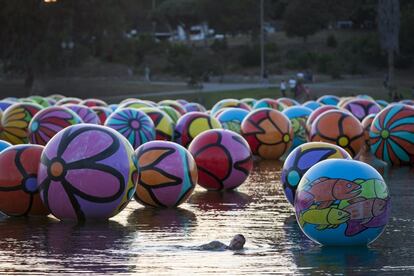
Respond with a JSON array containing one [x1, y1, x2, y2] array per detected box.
[[188, 191, 252, 211]]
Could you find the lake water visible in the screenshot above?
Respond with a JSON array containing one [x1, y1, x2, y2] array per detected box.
[[1, 155, 413, 275]]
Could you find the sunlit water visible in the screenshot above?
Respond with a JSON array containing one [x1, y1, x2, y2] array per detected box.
[[1, 155, 414, 275]]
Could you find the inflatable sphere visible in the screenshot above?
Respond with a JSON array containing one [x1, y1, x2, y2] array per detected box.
[[295, 159, 390, 246], [91, 106, 113, 125], [370, 104, 414, 165], [0, 145, 49, 216], [317, 95, 340, 106], [46, 97, 57, 106], [134, 141, 197, 207], [55, 97, 82, 106], [105, 108, 155, 149], [158, 105, 182, 124], [64, 104, 100, 124], [0, 140, 12, 152], [184, 102, 206, 113], [188, 129, 253, 190], [306, 105, 339, 134], [361, 114, 376, 149], [28, 106, 83, 146], [211, 99, 250, 116], [376, 100, 389, 109], [241, 108, 293, 160], [342, 99, 381, 121], [118, 99, 155, 110], [0, 100, 14, 111], [139, 107, 175, 141], [303, 101, 322, 110], [356, 94, 374, 101], [277, 97, 300, 107], [176, 99, 189, 106], [80, 98, 108, 108], [28, 96, 50, 108], [158, 100, 186, 115], [240, 98, 256, 107], [37, 124, 137, 221], [109, 104, 119, 112], [0, 103, 43, 144], [310, 110, 364, 157], [174, 112, 222, 147], [283, 106, 313, 149], [400, 99, 414, 106], [216, 108, 249, 134], [281, 142, 352, 206], [48, 94, 65, 102], [253, 98, 285, 111]]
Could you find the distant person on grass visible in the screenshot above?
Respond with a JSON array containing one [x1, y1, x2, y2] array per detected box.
[[280, 80, 287, 97], [144, 66, 151, 82], [198, 234, 246, 251]]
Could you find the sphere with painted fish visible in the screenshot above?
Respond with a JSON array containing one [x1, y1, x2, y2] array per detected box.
[[281, 142, 352, 206], [283, 106, 313, 149], [37, 124, 137, 221], [295, 159, 390, 246], [0, 145, 49, 216], [28, 106, 83, 146], [241, 108, 293, 160], [370, 104, 414, 165], [188, 129, 253, 190], [105, 108, 155, 149], [216, 108, 249, 134], [309, 110, 364, 157], [174, 112, 222, 148], [134, 141, 197, 207]]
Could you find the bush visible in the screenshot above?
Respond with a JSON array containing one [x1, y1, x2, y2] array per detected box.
[[238, 44, 261, 67], [210, 38, 228, 52], [285, 49, 318, 69], [326, 34, 338, 48]]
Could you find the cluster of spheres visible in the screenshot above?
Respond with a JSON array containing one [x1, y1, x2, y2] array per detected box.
[[0, 93, 405, 247]]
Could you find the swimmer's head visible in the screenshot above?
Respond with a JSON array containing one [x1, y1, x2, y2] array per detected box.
[[228, 234, 245, 250]]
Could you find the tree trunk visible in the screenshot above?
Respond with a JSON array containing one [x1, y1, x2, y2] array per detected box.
[[388, 49, 396, 100]]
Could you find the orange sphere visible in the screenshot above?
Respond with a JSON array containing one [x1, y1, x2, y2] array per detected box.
[[241, 108, 293, 159], [309, 110, 364, 157]]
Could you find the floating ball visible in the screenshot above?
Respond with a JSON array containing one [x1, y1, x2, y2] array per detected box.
[[134, 141, 197, 207], [64, 104, 100, 124], [241, 108, 293, 160], [283, 106, 313, 149], [0, 103, 43, 144], [240, 98, 256, 107], [55, 97, 82, 106], [342, 99, 381, 121], [253, 98, 285, 111], [188, 129, 253, 190], [376, 100, 389, 109], [0, 145, 49, 216], [400, 99, 414, 106], [139, 107, 175, 141], [28, 106, 83, 146], [46, 97, 57, 106], [174, 112, 222, 147], [105, 108, 155, 149], [310, 110, 364, 157], [118, 100, 155, 110], [306, 105, 339, 134], [277, 97, 300, 107], [211, 99, 250, 116], [216, 108, 249, 134], [281, 142, 351, 206], [28, 96, 50, 108], [0, 100, 14, 111], [109, 104, 119, 112], [48, 94, 65, 101], [361, 114, 376, 149], [158, 105, 182, 124], [81, 98, 108, 107], [37, 124, 137, 221], [0, 140, 12, 152], [91, 106, 113, 125], [176, 99, 189, 106], [303, 101, 322, 110], [295, 159, 390, 246], [184, 102, 206, 113], [370, 104, 414, 165], [317, 95, 340, 106], [158, 100, 186, 115]]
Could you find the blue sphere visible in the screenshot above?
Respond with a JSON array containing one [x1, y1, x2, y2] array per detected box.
[[216, 108, 249, 134], [0, 140, 12, 152], [283, 106, 313, 149]]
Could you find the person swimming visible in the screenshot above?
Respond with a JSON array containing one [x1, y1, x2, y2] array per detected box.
[[198, 234, 246, 251]]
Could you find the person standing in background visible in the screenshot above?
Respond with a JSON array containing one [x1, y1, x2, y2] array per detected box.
[[280, 80, 287, 97]]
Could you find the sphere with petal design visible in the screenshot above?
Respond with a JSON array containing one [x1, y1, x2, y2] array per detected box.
[[174, 112, 222, 147], [105, 108, 155, 149], [310, 110, 364, 157], [342, 99, 381, 121], [0, 103, 43, 144], [370, 104, 414, 165], [184, 102, 206, 113], [55, 97, 82, 106], [216, 108, 249, 134], [281, 142, 351, 206], [37, 124, 137, 221], [283, 106, 313, 149], [80, 98, 108, 108], [317, 95, 340, 106], [64, 104, 100, 124], [241, 108, 293, 160], [48, 94, 65, 102], [211, 99, 251, 115], [158, 105, 181, 124], [158, 100, 186, 115], [91, 106, 113, 125], [139, 107, 175, 141], [253, 98, 286, 111], [0, 145, 49, 216], [295, 159, 390, 246], [28, 106, 83, 146], [134, 141, 197, 207], [0, 140, 12, 152], [277, 97, 300, 107], [29, 96, 50, 108], [118, 100, 155, 110], [306, 105, 339, 135], [362, 114, 376, 149], [189, 129, 253, 190]]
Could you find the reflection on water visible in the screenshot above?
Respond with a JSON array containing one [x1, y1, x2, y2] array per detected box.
[[0, 160, 414, 274]]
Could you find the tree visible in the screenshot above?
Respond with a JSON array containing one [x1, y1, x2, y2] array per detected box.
[[283, 0, 330, 42], [378, 0, 400, 100]]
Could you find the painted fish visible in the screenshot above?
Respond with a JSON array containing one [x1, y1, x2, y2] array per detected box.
[[307, 178, 362, 208], [299, 206, 350, 230]]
